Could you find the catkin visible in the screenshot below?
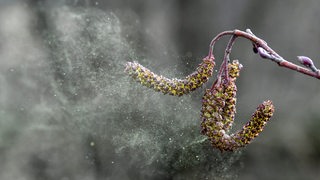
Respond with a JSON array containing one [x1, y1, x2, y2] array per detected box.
[[231, 100, 274, 148], [201, 60, 241, 136], [220, 60, 241, 131], [200, 60, 275, 151], [125, 56, 215, 96]]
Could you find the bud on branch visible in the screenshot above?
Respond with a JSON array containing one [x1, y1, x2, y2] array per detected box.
[[125, 28, 319, 152]]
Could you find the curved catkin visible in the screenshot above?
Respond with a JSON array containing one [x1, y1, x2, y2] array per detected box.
[[200, 60, 275, 151], [231, 100, 274, 148], [210, 100, 274, 151], [125, 56, 215, 96]]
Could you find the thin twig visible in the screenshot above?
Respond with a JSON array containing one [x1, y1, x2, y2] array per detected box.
[[208, 29, 320, 79], [211, 35, 238, 90], [223, 35, 238, 79], [208, 30, 234, 58]]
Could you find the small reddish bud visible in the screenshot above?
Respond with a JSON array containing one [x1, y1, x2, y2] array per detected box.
[[297, 56, 314, 67], [297, 56, 318, 72]]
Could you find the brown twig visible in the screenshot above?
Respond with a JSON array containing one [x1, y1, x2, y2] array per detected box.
[[209, 29, 320, 79], [211, 35, 238, 90]]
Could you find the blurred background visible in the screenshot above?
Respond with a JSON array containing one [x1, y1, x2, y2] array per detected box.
[[1, 0, 320, 179]]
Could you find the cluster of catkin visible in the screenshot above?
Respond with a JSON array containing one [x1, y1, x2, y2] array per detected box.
[[125, 57, 274, 151], [200, 60, 274, 151]]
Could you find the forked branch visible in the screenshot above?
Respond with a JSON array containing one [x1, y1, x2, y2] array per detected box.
[[209, 29, 320, 79], [125, 29, 319, 152]]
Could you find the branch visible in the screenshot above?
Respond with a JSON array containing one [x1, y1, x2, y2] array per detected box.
[[125, 28, 319, 151], [211, 35, 238, 90], [209, 29, 320, 79]]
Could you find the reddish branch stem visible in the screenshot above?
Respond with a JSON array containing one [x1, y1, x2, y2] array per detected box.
[[208, 29, 320, 79], [211, 35, 238, 90]]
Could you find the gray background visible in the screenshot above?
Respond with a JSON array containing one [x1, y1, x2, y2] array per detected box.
[[0, 0, 320, 179]]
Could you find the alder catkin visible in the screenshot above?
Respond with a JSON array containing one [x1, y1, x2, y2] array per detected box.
[[125, 56, 215, 96], [201, 60, 241, 137], [221, 60, 241, 131], [231, 100, 274, 147], [200, 60, 275, 151]]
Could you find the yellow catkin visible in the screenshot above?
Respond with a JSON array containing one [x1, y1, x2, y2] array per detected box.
[[125, 56, 215, 96], [201, 60, 274, 151], [221, 60, 241, 131], [231, 100, 274, 148], [201, 60, 241, 136]]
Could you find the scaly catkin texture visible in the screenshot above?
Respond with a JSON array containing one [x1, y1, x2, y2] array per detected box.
[[201, 60, 241, 136], [220, 60, 241, 131], [125, 56, 215, 96], [200, 60, 275, 151]]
